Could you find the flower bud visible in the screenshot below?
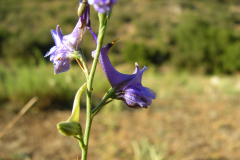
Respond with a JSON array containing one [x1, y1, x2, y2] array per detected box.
[[57, 121, 82, 136], [88, 0, 117, 14]]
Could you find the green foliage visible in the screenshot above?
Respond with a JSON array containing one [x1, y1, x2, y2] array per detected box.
[[0, 57, 111, 110], [123, 42, 150, 65], [169, 12, 240, 73], [0, 59, 85, 110], [221, 42, 240, 72], [122, 42, 168, 66], [161, 3, 240, 73], [1, 0, 240, 110], [1, 0, 240, 74]]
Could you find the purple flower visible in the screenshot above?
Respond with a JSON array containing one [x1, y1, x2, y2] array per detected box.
[[92, 41, 156, 109], [88, 0, 117, 14], [44, 2, 90, 74]]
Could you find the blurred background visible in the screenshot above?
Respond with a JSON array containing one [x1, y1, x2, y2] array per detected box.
[[1, 0, 240, 159]]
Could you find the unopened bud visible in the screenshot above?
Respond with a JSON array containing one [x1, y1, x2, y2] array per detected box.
[[57, 121, 82, 136], [78, 0, 88, 17]]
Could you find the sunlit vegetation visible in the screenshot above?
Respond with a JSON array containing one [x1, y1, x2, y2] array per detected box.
[[1, 1, 240, 73], [1, 0, 240, 108]]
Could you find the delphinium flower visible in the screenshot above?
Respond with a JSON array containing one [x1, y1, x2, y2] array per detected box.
[[92, 40, 156, 109], [44, 1, 90, 74], [88, 0, 117, 14]]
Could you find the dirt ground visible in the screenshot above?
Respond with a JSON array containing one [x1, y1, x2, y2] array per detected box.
[[1, 93, 240, 160]]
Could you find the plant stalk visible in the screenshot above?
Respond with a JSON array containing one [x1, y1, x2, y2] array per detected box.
[[81, 11, 112, 160]]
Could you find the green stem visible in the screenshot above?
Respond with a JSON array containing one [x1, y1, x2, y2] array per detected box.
[[91, 88, 115, 118], [81, 84, 92, 160], [81, 11, 112, 160], [82, 12, 111, 160], [74, 136, 85, 150], [81, 144, 87, 160]]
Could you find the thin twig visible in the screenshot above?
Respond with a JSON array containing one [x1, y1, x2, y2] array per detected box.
[[76, 58, 85, 71], [76, 58, 89, 77], [0, 97, 38, 139]]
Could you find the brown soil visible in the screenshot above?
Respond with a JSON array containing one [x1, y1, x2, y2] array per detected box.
[[1, 94, 240, 160]]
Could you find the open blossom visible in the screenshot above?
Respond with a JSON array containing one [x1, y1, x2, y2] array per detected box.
[[44, 2, 90, 74], [92, 42, 156, 109], [88, 0, 117, 14]]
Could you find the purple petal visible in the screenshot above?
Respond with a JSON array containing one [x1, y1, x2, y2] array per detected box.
[[124, 85, 152, 103], [44, 46, 57, 57], [87, 26, 98, 45], [63, 26, 86, 51], [96, 41, 156, 109], [97, 43, 136, 88], [56, 25, 64, 40], [141, 87, 156, 99], [93, 5, 111, 14], [49, 46, 68, 61], [53, 56, 71, 74], [89, 0, 118, 14], [50, 26, 63, 47], [129, 66, 147, 86], [45, 1, 91, 74], [62, 3, 90, 51], [116, 85, 153, 108], [117, 91, 151, 109], [122, 98, 142, 109]]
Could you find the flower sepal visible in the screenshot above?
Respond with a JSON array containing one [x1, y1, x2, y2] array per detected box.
[[66, 50, 82, 60], [102, 87, 115, 99]]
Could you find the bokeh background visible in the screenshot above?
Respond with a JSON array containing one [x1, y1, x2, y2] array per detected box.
[[1, 0, 240, 159]]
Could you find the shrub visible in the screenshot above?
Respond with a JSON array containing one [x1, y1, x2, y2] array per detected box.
[[169, 13, 240, 74]]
